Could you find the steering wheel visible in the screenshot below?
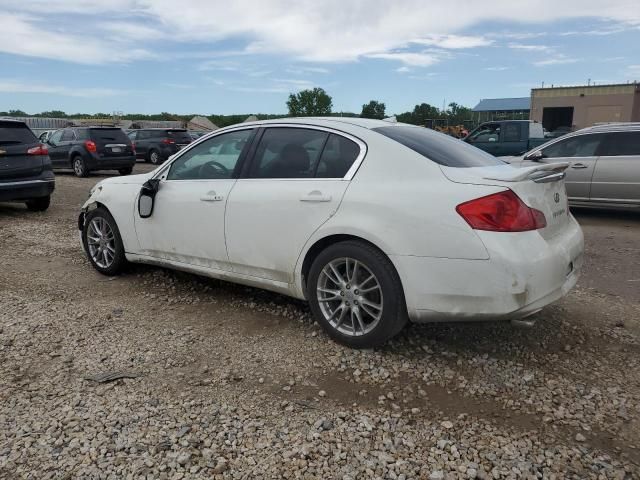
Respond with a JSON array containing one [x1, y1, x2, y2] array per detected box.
[[198, 161, 229, 179]]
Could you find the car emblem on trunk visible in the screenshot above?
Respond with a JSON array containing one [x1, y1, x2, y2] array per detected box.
[[554, 193, 560, 203]]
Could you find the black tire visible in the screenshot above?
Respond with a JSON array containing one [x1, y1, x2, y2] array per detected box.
[[307, 240, 408, 348], [148, 149, 162, 165], [119, 167, 133, 175], [72, 155, 89, 177], [25, 196, 50, 212], [82, 207, 127, 276]]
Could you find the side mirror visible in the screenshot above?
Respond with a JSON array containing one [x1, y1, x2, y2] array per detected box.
[[525, 150, 544, 162], [138, 179, 160, 218]]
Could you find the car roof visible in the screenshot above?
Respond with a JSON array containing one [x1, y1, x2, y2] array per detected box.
[[576, 122, 640, 134], [0, 118, 29, 126], [234, 116, 408, 131]]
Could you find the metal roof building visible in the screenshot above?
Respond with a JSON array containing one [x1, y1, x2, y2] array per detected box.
[[471, 97, 531, 123]]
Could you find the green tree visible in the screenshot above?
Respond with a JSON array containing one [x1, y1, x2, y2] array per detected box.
[[360, 100, 386, 119], [8, 109, 27, 117], [286, 88, 332, 116], [446, 102, 473, 124]]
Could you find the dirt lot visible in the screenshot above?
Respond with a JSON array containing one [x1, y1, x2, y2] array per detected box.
[[1, 164, 639, 479]]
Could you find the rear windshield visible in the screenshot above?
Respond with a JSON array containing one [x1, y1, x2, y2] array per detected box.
[[0, 122, 37, 145], [373, 125, 504, 168], [167, 130, 192, 142], [89, 128, 129, 143]]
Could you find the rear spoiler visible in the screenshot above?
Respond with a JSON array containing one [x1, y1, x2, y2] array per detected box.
[[483, 162, 569, 183]]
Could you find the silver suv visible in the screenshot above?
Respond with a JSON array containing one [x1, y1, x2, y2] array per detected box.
[[507, 123, 640, 209]]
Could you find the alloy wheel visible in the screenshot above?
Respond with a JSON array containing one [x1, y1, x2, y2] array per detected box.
[[316, 257, 383, 337], [150, 151, 160, 164], [86, 217, 116, 268], [74, 158, 84, 176]]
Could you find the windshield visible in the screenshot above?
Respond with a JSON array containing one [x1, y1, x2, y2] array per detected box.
[[374, 125, 503, 168]]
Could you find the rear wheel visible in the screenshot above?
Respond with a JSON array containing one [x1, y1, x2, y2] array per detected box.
[[307, 240, 407, 348], [72, 156, 89, 177], [149, 149, 161, 165], [25, 196, 50, 212], [82, 207, 127, 275], [119, 167, 133, 175]]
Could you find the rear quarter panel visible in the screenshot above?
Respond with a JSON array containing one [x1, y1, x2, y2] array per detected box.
[[294, 131, 498, 294]]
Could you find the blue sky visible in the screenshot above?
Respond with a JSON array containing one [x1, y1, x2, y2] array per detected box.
[[0, 0, 639, 116]]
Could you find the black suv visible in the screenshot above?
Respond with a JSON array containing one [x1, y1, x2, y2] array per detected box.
[[0, 119, 54, 211], [127, 129, 192, 165], [47, 127, 136, 177]]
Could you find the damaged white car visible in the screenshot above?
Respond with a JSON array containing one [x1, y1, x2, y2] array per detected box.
[[79, 118, 584, 347]]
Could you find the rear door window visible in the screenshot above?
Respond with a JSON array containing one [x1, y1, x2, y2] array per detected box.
[[249, 128, 329, 178], [502, 123, 521, 142], [542, 134, 605, 158], [374, 125, 503, 167], [316, 134, 360, 178], [61, 130, 75, 141], [167, 130, 192, 143], [0, 122, 37, 145], [598, 132, 640, 156]]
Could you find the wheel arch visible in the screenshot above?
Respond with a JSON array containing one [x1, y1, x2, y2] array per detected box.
[[297, 232, 404, 301]]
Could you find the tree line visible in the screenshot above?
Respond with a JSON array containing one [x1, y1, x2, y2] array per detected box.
[[1, 88, 475, 128]]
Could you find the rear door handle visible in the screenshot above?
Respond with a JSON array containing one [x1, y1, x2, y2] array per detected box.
[[200, 191, 224, 202], [300, 190, 332, 202], [571, 163, 588, 169]]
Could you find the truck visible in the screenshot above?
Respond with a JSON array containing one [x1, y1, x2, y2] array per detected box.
[[463, 120, 549, 157]]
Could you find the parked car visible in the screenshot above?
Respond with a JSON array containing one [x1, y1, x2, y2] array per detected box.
[[127, 128, 192, 165], [188, 130, 208, 140], [0, 119, 54, 211], [37, 130, 57, 143], [47, 127, 135, 177], [79, 118, 583, 347], [464, 120, 548, 157], [504, 123, 640, 209]]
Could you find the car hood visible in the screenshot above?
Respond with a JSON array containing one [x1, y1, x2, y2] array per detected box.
[[97, 171, 154, 187], [499, 155, 524, 165]]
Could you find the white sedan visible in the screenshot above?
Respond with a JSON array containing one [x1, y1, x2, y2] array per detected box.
[[79, 118, 584, 348]]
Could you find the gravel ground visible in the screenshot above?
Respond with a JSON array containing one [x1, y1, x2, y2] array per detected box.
[[1, 164, 639, 479]]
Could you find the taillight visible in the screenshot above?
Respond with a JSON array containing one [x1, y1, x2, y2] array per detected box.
[[27, 144, 48, 155], [131, 142, 136, 154], [456, 190, 547, 232], [161, 138, 175, 145], [85, 140, 97, 153]]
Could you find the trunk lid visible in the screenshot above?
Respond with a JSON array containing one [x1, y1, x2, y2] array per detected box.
[[0, 122, 45, 179], [440, 163, 571, 239]]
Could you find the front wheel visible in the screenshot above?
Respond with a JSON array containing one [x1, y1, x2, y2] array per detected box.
[[25, 196, 50, 212], [82, 207, 127, 275], [119, 167, 133, 175], [307, 240, 407, 348]]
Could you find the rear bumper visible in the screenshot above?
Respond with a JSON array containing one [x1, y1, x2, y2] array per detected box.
[[392, 216, 584, 322], [87, 155, 136, 170], [0, 178, 55, 202]]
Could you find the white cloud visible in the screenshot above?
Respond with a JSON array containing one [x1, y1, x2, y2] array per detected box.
[[411, 34, 492, 49], [0, 79, 125, 97], [0, 12, 153, 64], [367, 51, 443, 67], [508, 43, 554, 52], [533, 55, 579, 66], [626, 65, 640, 78], [484, 66, 510, 71], [0, 0, 639, 66]]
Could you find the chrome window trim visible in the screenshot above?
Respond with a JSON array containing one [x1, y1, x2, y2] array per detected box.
[[153, 122, 368, 181]]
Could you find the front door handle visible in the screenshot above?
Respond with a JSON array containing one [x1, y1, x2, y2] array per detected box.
[[571, 163, 588, 169], [200, 191, 224, 202], [300, 190, 332, 202]]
